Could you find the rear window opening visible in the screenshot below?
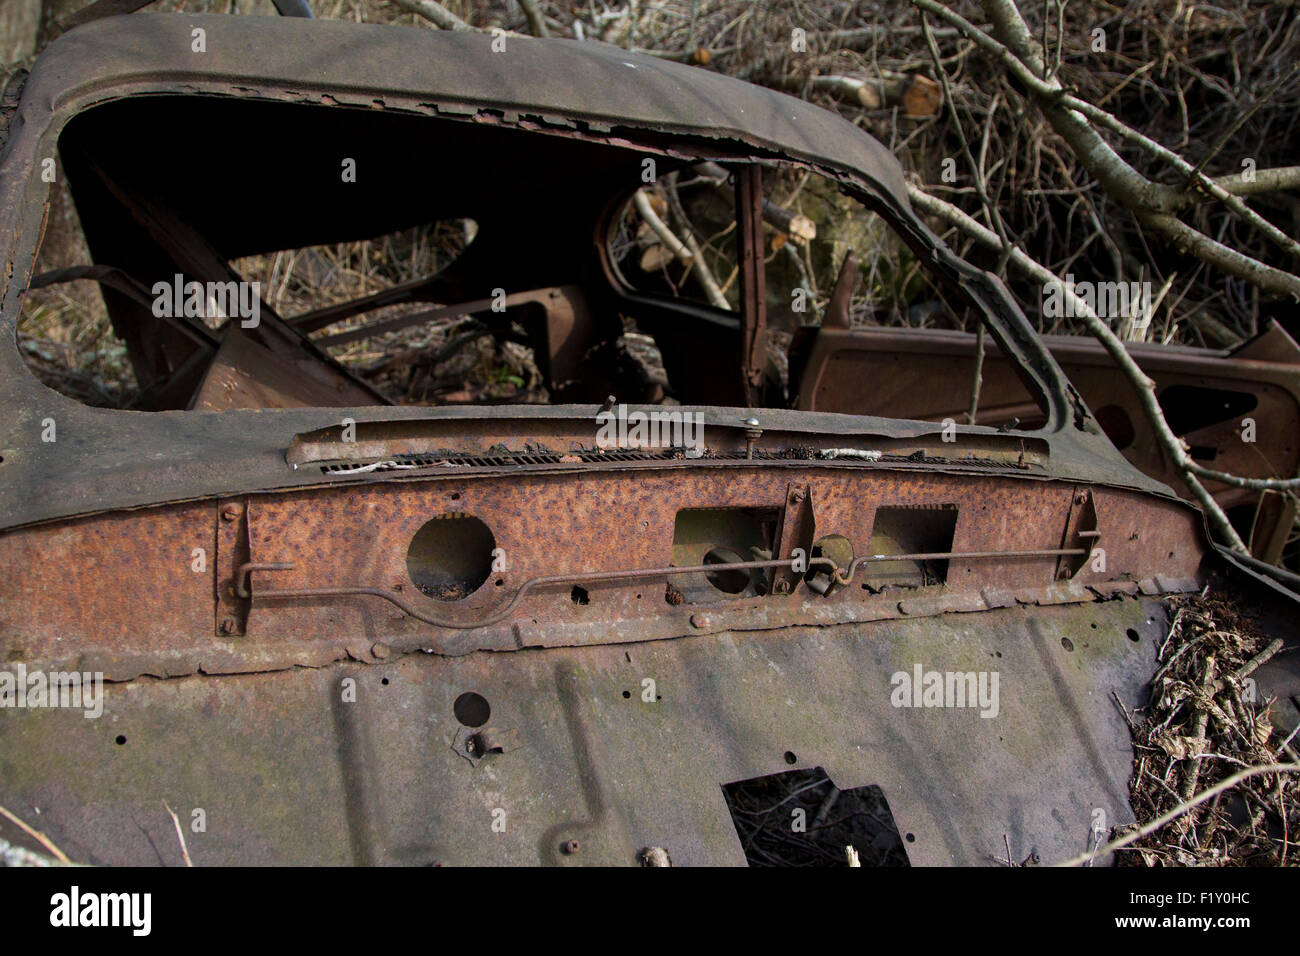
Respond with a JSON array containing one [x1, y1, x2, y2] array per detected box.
[[721, 766, 912, 867]]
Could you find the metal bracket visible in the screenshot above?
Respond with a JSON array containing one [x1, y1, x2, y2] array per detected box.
[[770, 481, 816, 596], [735, 164, 767, 406], [214, 498, 251, 636], [1057, 487, 1100, 581]]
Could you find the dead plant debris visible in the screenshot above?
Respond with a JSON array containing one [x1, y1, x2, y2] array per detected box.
[[1116, 591, 1298, 866]]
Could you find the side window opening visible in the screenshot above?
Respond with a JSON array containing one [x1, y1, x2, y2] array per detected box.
[[763, 169, 1046, 429]]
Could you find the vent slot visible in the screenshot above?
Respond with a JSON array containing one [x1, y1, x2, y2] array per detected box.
[[318, 448, 1023, 475], [863, 504, 959, 591], [670, 507, 779, 602]]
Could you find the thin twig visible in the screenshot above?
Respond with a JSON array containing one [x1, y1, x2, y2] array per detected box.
[[0, 804, 72, 864]]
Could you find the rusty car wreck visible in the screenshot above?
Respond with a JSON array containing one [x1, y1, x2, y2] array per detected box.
[[0, 13, 1297, 866]]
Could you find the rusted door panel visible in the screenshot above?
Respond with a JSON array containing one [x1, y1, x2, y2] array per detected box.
[[795, 324, 1300, 560], [0, 598, 1162, 866]]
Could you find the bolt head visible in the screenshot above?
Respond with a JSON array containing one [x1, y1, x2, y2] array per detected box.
[[743, 417, 760, 427], [221, 504, 242, 521], [219, 618, 236, 635]]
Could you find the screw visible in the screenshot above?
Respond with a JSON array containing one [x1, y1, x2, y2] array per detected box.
[[775, 579, 791, 594], [561, 840, 581, 855], [221, 504, 243, 521], [1075, 492, 1088, 505], [219, 618, 237, 635], [743, 418, 762, 460], [1057, 567, 1071, 580], [371, 642, 391, 660], [791, 488, 806, 503]]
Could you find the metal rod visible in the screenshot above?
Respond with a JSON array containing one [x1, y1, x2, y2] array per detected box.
[[240, 546, 1089, 630], [831, 548, 1087, 585], [235, 561, 296, 599]]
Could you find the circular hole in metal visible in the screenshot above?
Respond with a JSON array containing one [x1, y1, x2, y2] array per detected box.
[[1061, 637, 1075, 652], [905, 833, 916, 843], [1126, 628, 1140, 643], [784, 750, 797, 765], [115, 735, 126, 746], [454, 692, 491, 728], [407, 514, 495, 601], [703, 547, 750, 594]]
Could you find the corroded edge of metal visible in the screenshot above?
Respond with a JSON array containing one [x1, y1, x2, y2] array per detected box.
[[47, 575, 1198, 683]]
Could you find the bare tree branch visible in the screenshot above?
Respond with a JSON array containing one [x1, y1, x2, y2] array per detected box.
[[1210, 165, 1300, 198], [910, 0, 1300, 297], [907, 182, 1250, 551], [516, 0, 548, 38], [389, 0, 473, 31]]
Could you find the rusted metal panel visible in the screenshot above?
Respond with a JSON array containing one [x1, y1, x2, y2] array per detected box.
[[0, 465, 1204, 680], [0, 502, 214, 672], [0, 597, 1166, 866], [0, 13, 1288, 871], [796, 322, 1300, 560], [190, 326, 378, 411]]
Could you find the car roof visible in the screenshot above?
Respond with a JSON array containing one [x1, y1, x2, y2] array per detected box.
[[23, 13, 909, 205]]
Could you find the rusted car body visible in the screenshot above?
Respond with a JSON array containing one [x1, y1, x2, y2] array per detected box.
[[0, 14, 1294, 866]]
